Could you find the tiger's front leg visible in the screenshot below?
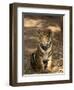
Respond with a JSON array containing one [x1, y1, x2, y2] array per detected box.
[[47, 56, 52, 72]]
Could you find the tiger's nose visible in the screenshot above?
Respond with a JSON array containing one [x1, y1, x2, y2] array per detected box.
[[43, 60, 48, 64], [41, 46, 48, 51]]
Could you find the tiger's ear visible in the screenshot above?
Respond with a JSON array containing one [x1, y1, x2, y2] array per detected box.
[[36, 29, 44, 37]]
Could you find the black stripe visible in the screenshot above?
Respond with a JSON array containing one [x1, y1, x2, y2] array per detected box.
[[48, 41, 52, 48], [48, 50, 52, 57]]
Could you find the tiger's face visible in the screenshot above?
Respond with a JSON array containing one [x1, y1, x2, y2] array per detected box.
[[39, 31, 52, 51]]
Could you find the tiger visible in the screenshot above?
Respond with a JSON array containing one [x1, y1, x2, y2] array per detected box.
[[31, 30, 53, 73]]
